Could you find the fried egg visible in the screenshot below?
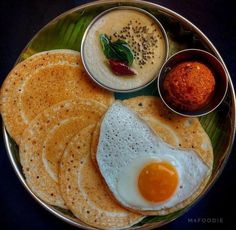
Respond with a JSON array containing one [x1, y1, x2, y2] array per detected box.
[[96, 101, 210, 212]]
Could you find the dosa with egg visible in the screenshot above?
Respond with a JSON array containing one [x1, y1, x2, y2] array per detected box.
[[91, 96, 213, 215]]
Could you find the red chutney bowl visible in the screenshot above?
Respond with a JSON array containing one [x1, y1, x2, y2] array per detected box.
[[157, 49, 228, 117]]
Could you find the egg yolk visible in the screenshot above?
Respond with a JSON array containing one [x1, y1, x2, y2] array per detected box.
[[138, 162, 178, 203]]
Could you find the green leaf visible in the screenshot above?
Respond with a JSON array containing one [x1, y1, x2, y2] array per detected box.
[[112, 42, 134, 66], [100, 34, 111, 56], [113, 39, 128, 45]]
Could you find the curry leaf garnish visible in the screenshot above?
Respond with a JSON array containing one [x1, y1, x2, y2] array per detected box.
[[99, 34, 134, 66]]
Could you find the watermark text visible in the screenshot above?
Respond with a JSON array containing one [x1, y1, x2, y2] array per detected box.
[[187, 217, 223, 224]]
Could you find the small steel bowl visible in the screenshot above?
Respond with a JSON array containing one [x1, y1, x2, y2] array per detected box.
[[158, 49, 229, 117], [81, 6, 169, 93]]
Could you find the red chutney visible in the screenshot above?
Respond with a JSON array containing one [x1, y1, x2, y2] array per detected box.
[[163, 61, 215, 111]]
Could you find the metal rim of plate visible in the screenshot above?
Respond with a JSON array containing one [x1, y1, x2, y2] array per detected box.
[[80, 6, 169, 93], [2, 0, 236, 229]]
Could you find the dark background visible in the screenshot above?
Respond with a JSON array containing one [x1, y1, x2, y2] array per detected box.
[[0, 0, 235, 229]]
